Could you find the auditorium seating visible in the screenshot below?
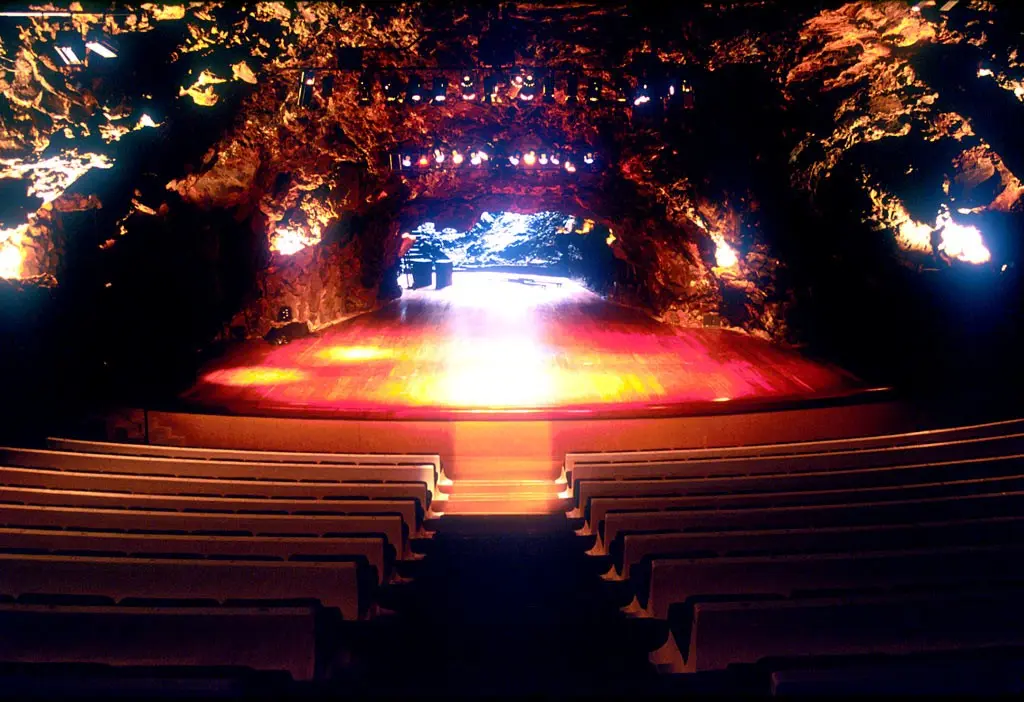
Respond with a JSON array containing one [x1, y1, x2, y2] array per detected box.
[[5, 416, 1024, 691], [0, 440, 444, 682], [563, 418, 1024, 679]]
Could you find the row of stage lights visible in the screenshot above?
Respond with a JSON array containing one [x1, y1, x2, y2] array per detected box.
[[299, 68, 694, 110], [389, 147, 600, 174]]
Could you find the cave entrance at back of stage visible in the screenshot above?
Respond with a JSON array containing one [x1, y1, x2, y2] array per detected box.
[[396, 210, 619, 293]]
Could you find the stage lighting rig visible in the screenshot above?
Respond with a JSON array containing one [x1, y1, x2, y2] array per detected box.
[[432, 77, 448, 103], [383, 74, 404, 103], [54, 31, 85, 65], [358, 71, 374, 104], [460, 73, 477, 101], [407, 75, 424, 103], [519, 72, 537, 101], [298, 70, 316, 108]]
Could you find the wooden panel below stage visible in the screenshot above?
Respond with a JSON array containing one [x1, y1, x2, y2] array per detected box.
[[143, 398, 915, 479]]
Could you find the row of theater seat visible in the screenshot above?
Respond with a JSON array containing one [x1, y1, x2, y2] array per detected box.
[[564, 417, 1024, 690], [0, 439, 442, 681]]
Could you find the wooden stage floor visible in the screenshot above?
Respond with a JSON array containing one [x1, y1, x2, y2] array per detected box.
[[179, 272, 874, 421]]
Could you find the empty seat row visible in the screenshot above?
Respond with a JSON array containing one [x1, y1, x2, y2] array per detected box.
[[654, 587, 1024, 674], [565, 417, 1024, 471], [0, 440, 447, 680], [563, 418, 1024, 675]]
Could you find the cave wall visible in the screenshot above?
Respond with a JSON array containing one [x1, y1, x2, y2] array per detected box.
[[1, 1, 1022, 402]]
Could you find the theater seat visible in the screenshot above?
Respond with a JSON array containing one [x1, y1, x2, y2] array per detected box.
[[0, 603, 317, 681], [653, 587, 1024, 673]]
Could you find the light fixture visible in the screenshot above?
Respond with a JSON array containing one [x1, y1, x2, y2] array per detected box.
[[358, 71, 374, 105], [583, 152, 595, 165], [383, 74, 404, 102], [551, 154, 560, 165], [401, 155, 412, 168], [407, 75, 424, 103], [432, 76, 448, 103], [513, 71, 524, 86], [539, 153, 549, 165], [587, 78, 602, 103], [564, 160, 576, 173], [460, 73, 476, 100], [615, 78, 631, 103], [565, 73, 579, 103], [542, 74, 555, 103], [633, 79, 651, 106], [470, 152, 482, 166], [508, 152, 521, 166], [434, 148, 445, 164], [520, 72, 537, 101], [85, 36, 117, 59], [54, 31, 85, 65], [452, 150, 464, 165], [418, 154, 429, 167], [298, 69, 316, 108], [523, 150, 536, 166]]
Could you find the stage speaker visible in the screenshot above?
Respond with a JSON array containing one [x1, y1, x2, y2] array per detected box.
[[435, 259, 453, 289], [410, 259, 433, 289]]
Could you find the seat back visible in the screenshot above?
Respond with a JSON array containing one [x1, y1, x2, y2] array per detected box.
[[566, 418, 1024, 470], [0, 448, 436, 491], [570, 433, 1024, 485], [647, 544, 1024, 618], [0, 485, 421, 534], [0, 603, 318, 681], [589, 472, 1024, 534], [0, 504, 406, 558], [0, 553, 364, 620], [602, 490, 1024, 550], [0, 465, 431, 507], [0, 527, 390, 585], [682, 588, 1024, 673], [620, 515, 1024, 578], [47, 438, 441, 475], [575, 453, 1024, 512]]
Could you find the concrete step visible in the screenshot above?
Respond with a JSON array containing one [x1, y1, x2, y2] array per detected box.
[[438, 475, 568, 495], [433, 477, 573, 516], [444, 456, 563, 481]]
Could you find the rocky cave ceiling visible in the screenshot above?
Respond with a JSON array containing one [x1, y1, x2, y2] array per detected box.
[[0, 0, 1021, 342]]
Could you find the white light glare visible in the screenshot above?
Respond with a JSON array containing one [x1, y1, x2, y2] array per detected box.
[[86, 41, 116, 58]]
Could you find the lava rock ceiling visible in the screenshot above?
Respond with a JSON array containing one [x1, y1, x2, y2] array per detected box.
[[0, 1, 1021, 348]]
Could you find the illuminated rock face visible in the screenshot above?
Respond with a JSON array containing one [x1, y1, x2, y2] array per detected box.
[[0, 1, 1020, 356]]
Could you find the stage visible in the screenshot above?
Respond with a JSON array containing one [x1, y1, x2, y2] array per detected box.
[[181, 272, 874, 421]]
